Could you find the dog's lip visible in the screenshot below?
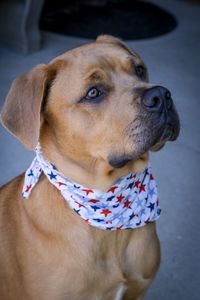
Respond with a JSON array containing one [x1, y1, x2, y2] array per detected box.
[[161, 120, 180, 141], [150, 142, 165, 152], [150, 120, 180, 152]]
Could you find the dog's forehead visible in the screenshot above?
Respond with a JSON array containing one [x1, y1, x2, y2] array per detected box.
[[51, 41, 144, 75]]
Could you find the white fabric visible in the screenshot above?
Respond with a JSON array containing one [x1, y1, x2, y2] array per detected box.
[[22, 144, 161, 230]]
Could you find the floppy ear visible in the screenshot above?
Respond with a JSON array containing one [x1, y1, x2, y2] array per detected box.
[[0, 64, 56, 150]]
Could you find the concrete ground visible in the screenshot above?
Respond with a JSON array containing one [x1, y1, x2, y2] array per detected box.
[[0, 0, 199, 299]]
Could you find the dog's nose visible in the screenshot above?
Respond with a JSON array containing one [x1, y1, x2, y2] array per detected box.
[[141, 86, 172, 112]]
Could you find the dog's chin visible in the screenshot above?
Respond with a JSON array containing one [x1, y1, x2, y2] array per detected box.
[[108, 150, 148, 169], [108, 155, 133, 169]]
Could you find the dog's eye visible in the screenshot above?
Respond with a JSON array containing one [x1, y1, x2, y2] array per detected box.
[[135, 65, 146, 79], [84, 87, 102, 101], [80, 85, 107, 104]]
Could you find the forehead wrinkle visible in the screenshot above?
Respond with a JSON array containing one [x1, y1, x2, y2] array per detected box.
[[122, 56, 140, 76], [89, 55, 129, 76], [83, 57, 115, 85], [83, 68, 114, 92], [113, 41, 138, 58], [101, 55, 139, 77], [109, 54, 146, 77], [82, 52, 143, 85], [85, 69, 108, 83]]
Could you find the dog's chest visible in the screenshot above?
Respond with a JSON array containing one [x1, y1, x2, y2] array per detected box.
[[20, 194, 160, 299], [24, 229, 126, 299], [54, 223, 159, 299], [37, 227, 152, 299], [63, 230, 128, 299]]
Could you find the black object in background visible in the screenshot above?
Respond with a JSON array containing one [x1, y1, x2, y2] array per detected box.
[[40, 0, 177, 40]]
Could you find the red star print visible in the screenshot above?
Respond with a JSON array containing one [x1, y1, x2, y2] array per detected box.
[[139, 184, 146, 193], [57, 182, 66, 187], [107, 186, 118, 193], [134, 180, 141, 188], [123, 200, 131, 208], [100, 209, 112, 217], [89, 199, 100, 203], [25, 184, 32, 192], [82, 189, 94, 195], [150, 174, 154, 180], [75, 201, 84, 208], [117, 194, 125, 203]]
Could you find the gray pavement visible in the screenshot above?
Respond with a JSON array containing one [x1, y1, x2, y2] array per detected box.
[[0, 0, 200, 299]]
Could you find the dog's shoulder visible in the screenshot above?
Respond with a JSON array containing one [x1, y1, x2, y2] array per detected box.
[[0, 174, 24, 198], [0, 174, 24, 227]]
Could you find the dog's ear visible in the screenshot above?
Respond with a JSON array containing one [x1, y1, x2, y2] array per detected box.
[[0, 64, 56, 150]]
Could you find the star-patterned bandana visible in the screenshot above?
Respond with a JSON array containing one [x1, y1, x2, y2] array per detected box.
[[22, 144, 161, 230]]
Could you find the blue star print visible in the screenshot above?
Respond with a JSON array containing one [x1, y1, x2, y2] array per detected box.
[[48, 172, 57, 180], [22, 144, 161, 231]]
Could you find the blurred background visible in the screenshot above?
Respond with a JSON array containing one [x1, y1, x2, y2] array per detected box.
[[0, 0, 200, 299]]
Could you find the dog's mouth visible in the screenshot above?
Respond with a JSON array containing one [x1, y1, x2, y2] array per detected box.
[[108, 109, 180, 169], [150, 121, 179, 151], [150, 107, 180, 151]]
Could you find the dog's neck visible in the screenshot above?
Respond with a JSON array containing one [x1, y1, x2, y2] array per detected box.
[[40, 139, 149, 191], [22, 144, 161, 231]]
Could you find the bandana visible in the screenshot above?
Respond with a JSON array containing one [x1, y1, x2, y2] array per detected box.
[[22, 144, 161, 230]]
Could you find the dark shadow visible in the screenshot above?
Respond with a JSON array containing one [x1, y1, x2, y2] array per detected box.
[[40, 0, 177, 40]]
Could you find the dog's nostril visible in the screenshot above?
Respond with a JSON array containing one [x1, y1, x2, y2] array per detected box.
[[151, 96, 160, 108], [142, 87, 163, 111]]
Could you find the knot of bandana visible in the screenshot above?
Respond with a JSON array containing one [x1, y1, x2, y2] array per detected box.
[[22, 144, 161, 230]]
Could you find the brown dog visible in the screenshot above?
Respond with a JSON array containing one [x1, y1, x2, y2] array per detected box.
[[0, 35, 179, 300]]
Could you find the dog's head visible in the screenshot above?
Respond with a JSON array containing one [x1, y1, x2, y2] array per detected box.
[[0, 36, 180, 183]]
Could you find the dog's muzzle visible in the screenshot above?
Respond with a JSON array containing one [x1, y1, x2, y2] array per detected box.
[[108, 86, 180, 169]]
